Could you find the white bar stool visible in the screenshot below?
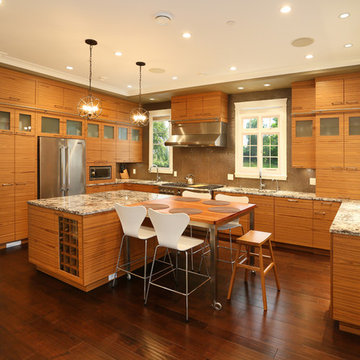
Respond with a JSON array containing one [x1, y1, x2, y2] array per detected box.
[[145, 209, 211, 321], [182, 190, 211, 270], [215, 194, 249, 270], [113, 204, 158, 299]]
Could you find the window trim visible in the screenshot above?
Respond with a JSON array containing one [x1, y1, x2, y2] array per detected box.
[[235, 99, 287, 180], [148, 109, 173, 174]]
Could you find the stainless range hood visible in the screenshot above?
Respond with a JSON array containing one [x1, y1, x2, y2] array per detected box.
[[165, 120, 227, 147]]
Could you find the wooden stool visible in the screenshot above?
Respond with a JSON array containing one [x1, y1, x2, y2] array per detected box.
[[227, 230, 280, 311]]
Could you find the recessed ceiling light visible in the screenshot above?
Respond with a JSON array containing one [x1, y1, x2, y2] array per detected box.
[[149, 98, 155, 101], [154, 12, 173, 25], [98, 76, 108, 81], [226, 20, 236, 26], [280, 5, 291, 13], [344, 43, 353, 48], [149, 68, 165, 73], [237, 86, 244, 90], [172, 76, 178, 80], [230, 66, 237, 71], [264, 83, 271, 87], [182, 32, 191, 39], [114, 51, 122, 56], [291, 37, 314, 47], [127, 85, 132, 88], [305, 54, 314, 59], [339, 12, 350, 19], [66, 66, 73, 70]]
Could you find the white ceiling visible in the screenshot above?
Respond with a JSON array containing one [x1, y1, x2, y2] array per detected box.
[[0, 0, 359, 101]]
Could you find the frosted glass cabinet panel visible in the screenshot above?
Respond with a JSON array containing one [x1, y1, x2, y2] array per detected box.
[[320, 117, 339, 136], [296, 120, 313, 137], [131, 128, 140, 141], [87, 123, 99, 138], [0, 111, 11, 130], [41, 116, 60, 134], [348, 116, 360, 136], [118, 127, 128, 140], [103, 125, 114, 139], [66, 120, 82, 136], [19, 114, 32, 132]]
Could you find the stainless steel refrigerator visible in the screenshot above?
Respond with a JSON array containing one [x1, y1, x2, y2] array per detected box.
[[38, 137, 86, 199]]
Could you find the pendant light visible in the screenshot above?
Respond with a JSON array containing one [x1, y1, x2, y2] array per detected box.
[[130, 61, 149, 126], [78, 39, 102, 120]]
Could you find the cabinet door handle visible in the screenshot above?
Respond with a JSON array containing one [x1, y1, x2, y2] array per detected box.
[[314, 211, 326, 215], [330, 166, 343, 170], [331, 101, 343, 105], [54, 105, 63, 109], [346, 167, 358, 171], [287, 199, 298, 202], [8, 96, 20, 101], [15, 182, 26, 185], [292, 106, 302, 110], [2, 183, 14, 186], [346, 100, 359, 104]]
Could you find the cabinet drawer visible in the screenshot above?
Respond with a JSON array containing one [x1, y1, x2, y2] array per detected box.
[[275, 197, 313, 218], [313, 201, 340, 220], [313, 219, 332, 250], [275, 215, 313, 247]]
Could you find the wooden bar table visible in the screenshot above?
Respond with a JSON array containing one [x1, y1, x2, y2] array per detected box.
[[133, 196, 256, 310]]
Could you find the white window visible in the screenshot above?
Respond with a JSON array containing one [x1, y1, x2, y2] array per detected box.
[[235, 99, 287, 180], [149, 109, 173, 174]]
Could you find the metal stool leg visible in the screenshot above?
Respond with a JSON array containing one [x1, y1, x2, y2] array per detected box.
[[143, 239, 148, 300], [112, 234, 126, 287], [145, 245, 159, 305], [185, 250, 189, 322]]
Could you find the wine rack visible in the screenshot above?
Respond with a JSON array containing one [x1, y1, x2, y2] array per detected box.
[[59, 217, 79, 276]]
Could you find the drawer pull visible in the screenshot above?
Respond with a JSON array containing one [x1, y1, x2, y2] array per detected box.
[[54, 105, 63, 109], [2, 183, 14, 186], [314, 211, 326, 215], [287, 199, 298, 202], [15, 182, 26, 185], [346, 167, 358, 171], [346, 100, 359, 104], [331, 101, 343, 105], [8, 96, 20, 101]]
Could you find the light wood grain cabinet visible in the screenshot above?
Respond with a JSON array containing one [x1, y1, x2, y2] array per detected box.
[[171, 91, 228, 121], [332, 233, 360, 334], [116, 125, 130, 162], [15, 110, 36, 135], [86, 121, 102, 163], [0, 68, 36, 106], [129, 127, 142, 162], [275, 198, 313, 247], [0, 106, 14, 133], [291, 80, 315, 114], [292, 115, 315, 168]]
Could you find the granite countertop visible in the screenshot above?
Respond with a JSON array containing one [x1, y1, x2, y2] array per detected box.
[[330, 201, 360, 237], [28, 190, 170, 216], [215, 186, 341, 202], [87, 179, 166, 187]]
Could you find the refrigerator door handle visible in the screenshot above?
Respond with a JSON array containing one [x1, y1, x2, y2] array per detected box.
[[60, 145, 66, 196], [66, 145, 70, 195]]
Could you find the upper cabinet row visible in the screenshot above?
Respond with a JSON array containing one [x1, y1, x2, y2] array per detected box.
[[292, 73, 360, 114], [0, 67, 136, 121], [171, 91, 228, 121]]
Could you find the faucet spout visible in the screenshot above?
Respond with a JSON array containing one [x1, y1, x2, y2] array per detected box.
[[149, 165, 161, 182]]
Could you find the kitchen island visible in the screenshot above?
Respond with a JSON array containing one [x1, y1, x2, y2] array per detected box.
[[28, 190, 169, 291]]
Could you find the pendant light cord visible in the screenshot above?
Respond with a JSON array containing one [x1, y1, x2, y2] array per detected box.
[[138, 65, 142, 108], [89, 44, 93, 96]]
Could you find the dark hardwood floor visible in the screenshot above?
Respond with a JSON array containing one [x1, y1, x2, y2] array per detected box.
[[1, 244, 360, 360]]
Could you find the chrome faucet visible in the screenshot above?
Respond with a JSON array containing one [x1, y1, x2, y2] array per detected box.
[[259, 169, 266, 191], [149, 165, 161, 182], [272, 178, 279, 192]]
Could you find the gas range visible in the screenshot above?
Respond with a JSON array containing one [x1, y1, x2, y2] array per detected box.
[[159, 182, 223, 195]]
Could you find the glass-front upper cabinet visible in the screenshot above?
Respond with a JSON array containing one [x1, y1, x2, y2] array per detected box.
[[118, 126, 128, 141], [66, 119, 83, 137], [103, 125, 114, 140], [131, 128, 140, 141], [0, 106, 14, 133], [295, 120, 313, 138], [40, 115, 61, 135], [15, 110, 35, 135], [316, 114, 344, 141], [87, 123, 99, 138]]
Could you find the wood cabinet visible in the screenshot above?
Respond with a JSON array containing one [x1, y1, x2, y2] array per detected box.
[[86, 121, 102, 163], [291, 80, 315, 114], [344, 112, 360, 168], [332, 233, 360, 334], [0, 106, 15, 133], [15, 110, 36, 135], [292, 115, 315, 168], [0, 133, 15, 245], [123, 183, 159, 193], [171, 91, 228, 122], [275, 197, 313, 247], [0, 67, 36, 106], [86, 183, 124, 194], [129, 127, 142, 162], [116, 125, 130, 162], [316, 73, 360, 110], [313, 200, 340, 250], [101, 124, 116, 163], [37, 113, 65, 137]]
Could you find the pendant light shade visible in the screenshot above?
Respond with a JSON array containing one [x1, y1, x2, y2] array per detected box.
[[130, 61, 149, 127], [78, 39, 102, 120]]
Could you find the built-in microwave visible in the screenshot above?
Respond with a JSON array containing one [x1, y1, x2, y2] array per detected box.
[[89, 166, 112, 180]]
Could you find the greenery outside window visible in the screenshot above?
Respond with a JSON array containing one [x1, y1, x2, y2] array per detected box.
[[235, 99, 287, 180], [149, 109, 173, 174]]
